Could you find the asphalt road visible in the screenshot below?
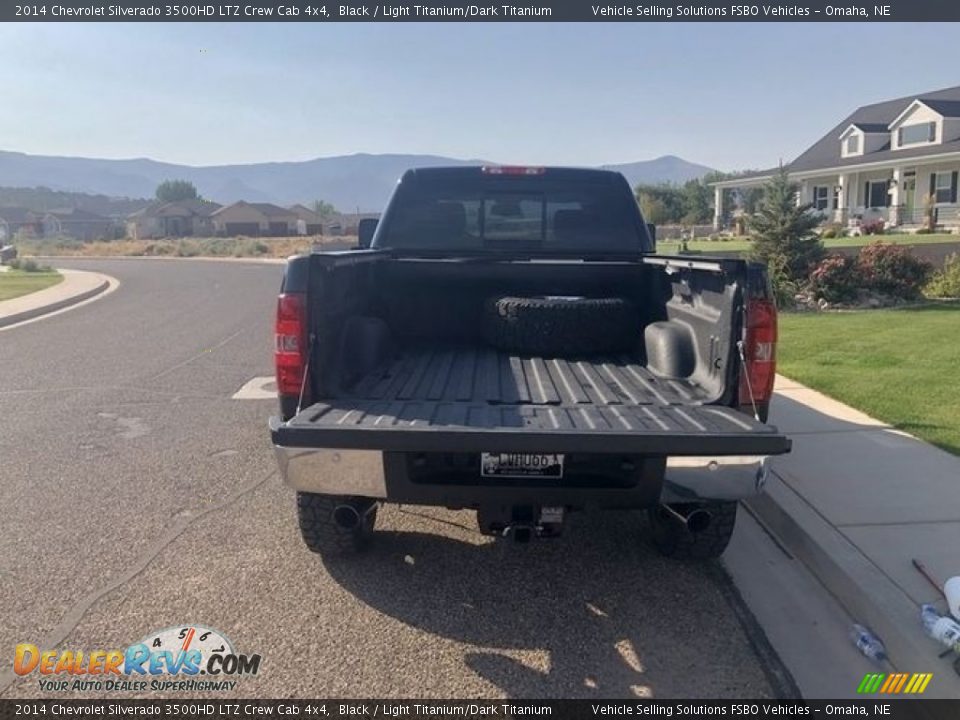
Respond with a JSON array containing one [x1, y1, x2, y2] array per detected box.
[[0, 258, 788, 699]]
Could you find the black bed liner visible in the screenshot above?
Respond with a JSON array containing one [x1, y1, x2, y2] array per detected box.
[[350, 346, 709, 406], [272, 347, 791, 456]]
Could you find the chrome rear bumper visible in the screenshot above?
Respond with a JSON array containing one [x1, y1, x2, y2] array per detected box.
[[660, 455, 768, 503], [273, 445, 388, 497], [272, 435, 767, 503]]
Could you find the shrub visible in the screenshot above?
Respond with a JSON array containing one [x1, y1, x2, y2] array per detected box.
[[860, 219, 886, 236], [914, 227, 935, 235], [856, 242, 931, 299], [9, 257, 44, 272], [175, 240, 201, 257], [820, 223, 844, 240], [925, 253, 960, 298], [768, 253, 800, 309], [810, 254, 860, 302]]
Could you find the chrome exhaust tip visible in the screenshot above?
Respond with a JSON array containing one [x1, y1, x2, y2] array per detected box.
[[333, 504, 362, 530], [332, 500, 376, 530], [661, 504, 713, 534], [686, 509, 712, 534]]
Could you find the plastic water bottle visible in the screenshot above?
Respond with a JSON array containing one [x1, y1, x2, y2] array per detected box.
[[920, 604, 960, 653], [849, 624, 887, 663]]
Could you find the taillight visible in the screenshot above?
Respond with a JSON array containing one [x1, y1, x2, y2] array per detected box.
[[275, 293, 308, 397], [481, 166, 546, 176], [739, 297, 777, 409]]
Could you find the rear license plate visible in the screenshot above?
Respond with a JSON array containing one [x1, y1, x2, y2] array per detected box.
[[481, 452, 564, 479]]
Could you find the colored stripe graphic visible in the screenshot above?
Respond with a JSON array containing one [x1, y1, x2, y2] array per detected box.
[[857, 672, 932, 694], [893, 673, 910, 693], [908, 673, 933, 694], [858, 674, 885, 694]]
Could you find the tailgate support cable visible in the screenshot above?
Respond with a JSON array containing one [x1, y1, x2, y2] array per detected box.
[[296, 332, 316, 416], [736, 340, 761, 422], [738, 339, 771, 492]]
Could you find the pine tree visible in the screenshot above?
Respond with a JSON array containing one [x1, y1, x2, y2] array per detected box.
[[748, 166, 823, 281]]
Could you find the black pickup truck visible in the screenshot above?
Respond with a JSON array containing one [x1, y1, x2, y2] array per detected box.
[[269, 166, 790, 560]]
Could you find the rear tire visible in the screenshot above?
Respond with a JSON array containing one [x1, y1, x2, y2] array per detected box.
[[296, 492, 377, 556], [647, 501, 738, 560]]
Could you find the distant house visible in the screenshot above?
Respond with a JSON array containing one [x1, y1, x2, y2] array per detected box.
[[0, 207, 42, 241], [713, 84, 960, 231], [0, 206, 114, 241], [211, 201, 299, 236], [127, 200, 222, 239], [42, 208, 115, 241], [288, 204, 326, 235]]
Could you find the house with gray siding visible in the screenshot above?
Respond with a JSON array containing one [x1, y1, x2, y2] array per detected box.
[[713, 85, 960, 232]]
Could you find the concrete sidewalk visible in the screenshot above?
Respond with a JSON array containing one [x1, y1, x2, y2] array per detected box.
[[0, 268, 114, 329], [747, 375, 960, 698]]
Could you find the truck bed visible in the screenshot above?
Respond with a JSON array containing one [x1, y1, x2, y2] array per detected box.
[[272, 346, 791, 456], [350, 346, 709, 406]]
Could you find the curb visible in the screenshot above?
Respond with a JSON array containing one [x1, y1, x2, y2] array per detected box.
[[0, 271, 112, 329], [32, 254, 290, 265], [745, 473, 957, 697]]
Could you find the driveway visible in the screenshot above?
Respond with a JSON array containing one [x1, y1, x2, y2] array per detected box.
[[1, 258, 786, 699]]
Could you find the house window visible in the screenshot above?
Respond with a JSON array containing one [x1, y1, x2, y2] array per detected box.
[[898, 122, 936, 146], [866, 181, 890, 208], [933, 172, 957, 204], [813, 186, 830, 211], [845, 135, 860, 155]]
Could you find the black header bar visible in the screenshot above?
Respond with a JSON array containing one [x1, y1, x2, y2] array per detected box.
[[4, 0, 960, 22], [0, 700, 957, 720]]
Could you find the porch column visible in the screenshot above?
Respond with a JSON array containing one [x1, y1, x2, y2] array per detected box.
[[797, 180, 807, 208], [889, 167, 902, 226], [713, 185, 723, 231], [835, 174, 848, 223]]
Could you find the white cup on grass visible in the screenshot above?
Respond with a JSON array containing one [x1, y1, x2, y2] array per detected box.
[[945, 576, 960, 620]]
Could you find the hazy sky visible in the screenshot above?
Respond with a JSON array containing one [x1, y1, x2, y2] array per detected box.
[[1, 22, 956, 171]]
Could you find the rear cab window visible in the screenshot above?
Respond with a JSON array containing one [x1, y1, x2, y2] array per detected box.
[[373, 167, 650, 254]]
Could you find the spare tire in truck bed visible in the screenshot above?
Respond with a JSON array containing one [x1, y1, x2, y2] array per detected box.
[[482, 295, 637, 356]]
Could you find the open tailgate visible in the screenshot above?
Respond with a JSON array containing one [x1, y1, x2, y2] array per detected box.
[[271, 400, 790, 456]]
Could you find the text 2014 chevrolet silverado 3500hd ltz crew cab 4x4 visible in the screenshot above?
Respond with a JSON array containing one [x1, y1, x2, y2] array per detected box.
[[269, 166, 791, 559]]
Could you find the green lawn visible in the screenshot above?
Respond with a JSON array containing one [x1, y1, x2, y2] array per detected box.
[[0, 270, 62, 302], [778, 303, 960, 455], [657, 233, 960, 256]]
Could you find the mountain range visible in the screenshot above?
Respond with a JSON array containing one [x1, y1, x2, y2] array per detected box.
[[0, 150, 715, 212]]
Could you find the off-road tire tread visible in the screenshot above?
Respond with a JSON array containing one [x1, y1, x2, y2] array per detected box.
[[482, 295, 636, 356], [296, 492, 376, 556]]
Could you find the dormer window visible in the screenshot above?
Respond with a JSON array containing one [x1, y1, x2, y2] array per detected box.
[[839, 125, 866, 157], [888, 100, 945, 150], [898, 121, 936, 146]]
